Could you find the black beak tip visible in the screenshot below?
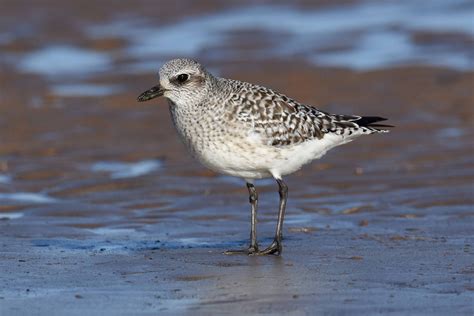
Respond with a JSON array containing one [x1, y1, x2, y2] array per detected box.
[[137, 85, 163, 102], [137, 91, 154, 102]]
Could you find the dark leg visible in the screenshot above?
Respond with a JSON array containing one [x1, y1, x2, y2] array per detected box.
[[256, 178, 288, 256], [224, 182, 259, 255], [247, 183, 259, 252]]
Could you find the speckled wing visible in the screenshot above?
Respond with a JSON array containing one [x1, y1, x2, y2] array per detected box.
[[228, 82, 390, 147]]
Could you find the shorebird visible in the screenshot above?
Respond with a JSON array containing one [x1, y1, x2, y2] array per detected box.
[[137, 58, 391, 256]]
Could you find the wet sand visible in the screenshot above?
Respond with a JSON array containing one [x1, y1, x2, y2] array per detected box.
[[1, 0, 473, 315]]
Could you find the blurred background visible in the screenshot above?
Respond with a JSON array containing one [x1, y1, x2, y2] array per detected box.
[[0, 0, 473, 314]]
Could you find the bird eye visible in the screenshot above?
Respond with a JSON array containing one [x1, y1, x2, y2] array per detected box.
[[176, 74, 189, 83]]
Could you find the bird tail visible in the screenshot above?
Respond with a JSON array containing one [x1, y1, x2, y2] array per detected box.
[[353, 116, 393, 133]]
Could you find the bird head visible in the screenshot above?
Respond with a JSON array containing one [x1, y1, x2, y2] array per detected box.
[[137, 58, 211, 106]]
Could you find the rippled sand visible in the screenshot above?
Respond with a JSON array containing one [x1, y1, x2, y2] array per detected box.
[[0, 0, 473, 315]]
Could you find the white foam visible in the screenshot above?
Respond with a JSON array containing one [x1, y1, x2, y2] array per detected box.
[[19, 46, 111, 76], [51, 83, 122, 97], [0, 212, 24, 220], [0, 192, 56, 203], [91, 160, 161, 179]]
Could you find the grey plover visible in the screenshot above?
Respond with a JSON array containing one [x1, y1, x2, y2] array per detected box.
[[137, 58, 391, 256]]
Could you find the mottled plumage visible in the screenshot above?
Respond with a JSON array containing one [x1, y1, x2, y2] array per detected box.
[[223, 79, 389, 147], [138, 58, 391, 256]]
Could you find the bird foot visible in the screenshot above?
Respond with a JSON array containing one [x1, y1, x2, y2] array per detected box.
[[224, 245, 259, 255], [254, 240, 282, 256], [224, 240, 282, 256]]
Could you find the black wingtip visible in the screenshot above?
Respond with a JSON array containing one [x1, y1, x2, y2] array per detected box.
[[355, 116, 394, 130], [356, 116, 386, 125]]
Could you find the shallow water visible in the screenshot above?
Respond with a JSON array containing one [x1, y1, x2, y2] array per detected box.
[[0, 0, 473, 315], [19, 46, 113, 77]]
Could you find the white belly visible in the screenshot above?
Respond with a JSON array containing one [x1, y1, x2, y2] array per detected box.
[[191, 137, 276, 179], [268, 134, 352, 179], [190, 132, 351, 180]]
